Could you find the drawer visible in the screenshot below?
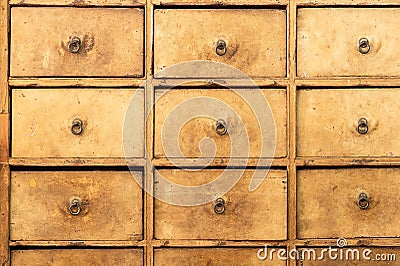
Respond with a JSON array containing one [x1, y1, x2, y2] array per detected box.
[[154, 9, 286, 78], [298, 8, 400, 78], [297, 247, 398, 265], [12, 89, 144, 158], [154, 248, 287, 265], [10, 0, 145, 6], [11, 249, 143, 265], [154, 89, 287, 159], [155, 0, 286, 5], [154, 169, 287, 240], [10, 7, 144, 77], [297, 88, 400, 157], [297, 168, 400, 239], [10, 170, 143, 241]]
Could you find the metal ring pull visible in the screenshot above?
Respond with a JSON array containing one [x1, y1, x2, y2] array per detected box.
[[357, 192, 370, 210], [357, 118, 368, 135], [214, 198, 226, 214], [215, 40, 227, 56], [71, 118, 83, 135], [215, 119, 227, 136], [68, 198, 82, 215], [68, 36, 82, 54], [358, 38, 370, 54]]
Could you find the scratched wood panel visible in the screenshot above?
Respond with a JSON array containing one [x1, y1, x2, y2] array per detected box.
[[0, 114, 8, 162], [10, 8, 144, 77], [153, 0, 287, 5], [12, 89, 144, 158], [297, 168, 400, 239], [154, 89, 287, 159], [298, 8, 400, 78], [10, 171, 143, 241], [297, 89, 400, 157], [154, 9, 286, 78], [297, 247, 399, 265], [11, 249, 143, 265], [0, 165, 9, 266], [10, 0, 145, 6], [154, 169, 287, 240], [154, 248, 287, 265]]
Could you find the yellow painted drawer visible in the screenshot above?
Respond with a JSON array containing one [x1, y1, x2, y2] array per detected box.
[[297, 88, 400, 157], [154, 169, 287, 240], [297, 8, 400, 78], [10, 7, 144, 77], [11, 249, 143, 265], [297, 168, 400, 239], [154, 248, 287, 265], [154, 88, 287, 159], [10, 170, 143, 241], [154, 9, 286, 78], [12, 89, 144, 158]]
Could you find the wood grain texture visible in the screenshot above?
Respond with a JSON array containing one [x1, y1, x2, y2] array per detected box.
[[154, 89, 287, 159], [298, 8, 400, 78], [0, 114, 8, 162], [297, 247, 398, 265], [12, 89, 144, 158], [0, 0, 8, 113], [10, 0, 145, 6], [11, 249, 143, 266], [154, 248, 287, 265], [10, 8, 144, 77], [10, 170, 143, 241], [297, 88, 400, 157], [297, 168, 400, 239], [154, 169, 287, 240], [0, 165, 10, 266], [154, 9, 286, 78], [153, 0, 287, 5]]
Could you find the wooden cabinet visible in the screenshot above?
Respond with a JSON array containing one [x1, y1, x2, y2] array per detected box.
[[1, 0, 400, 265]]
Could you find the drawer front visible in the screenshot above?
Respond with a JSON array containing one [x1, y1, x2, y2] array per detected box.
[[297, 247, 398, 265], [154, 9, 286, 78], [298, 8, 400, 78], [297, 168, 400, 239], [154, 89, 287, 159], [11, 249, 143, 265], [154, 169, 287, 240], [297, 89, 400, 157], [12, 89, 144, 158], [155, 0, 286, 4], [154, 248, 287, 265], [11, 7, 144, 77], [10, 171, 143, 241]]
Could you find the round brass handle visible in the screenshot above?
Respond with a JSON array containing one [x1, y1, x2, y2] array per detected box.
[[358, 38, 370, 54], [71, 118, 83, 135], [214, 198, 226, 214], [215, 119, 227, 136], [357, 118, 368, 135], [68, 36, 82, 54], [68, 198, 82, 215], [215, 40, 227, 56], [357, 192, 369, 210]]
